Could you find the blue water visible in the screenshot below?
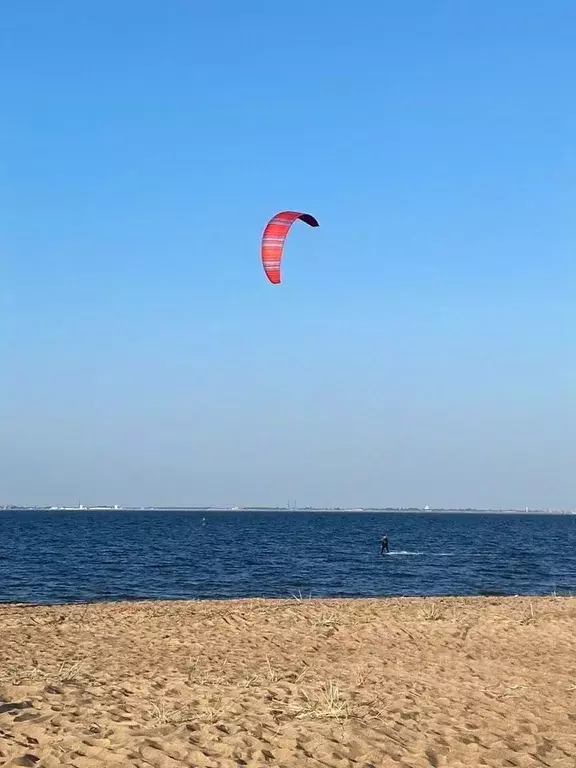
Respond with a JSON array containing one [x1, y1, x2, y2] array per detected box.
[[0, 511, 575, 604]]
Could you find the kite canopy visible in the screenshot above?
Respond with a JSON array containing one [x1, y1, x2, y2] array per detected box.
[[261, 210, 319, 284]]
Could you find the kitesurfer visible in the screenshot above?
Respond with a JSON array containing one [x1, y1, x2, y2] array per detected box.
[[380, 534, 389, 555]]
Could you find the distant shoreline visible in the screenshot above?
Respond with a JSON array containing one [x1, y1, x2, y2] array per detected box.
[[2, 506, 575, 514]]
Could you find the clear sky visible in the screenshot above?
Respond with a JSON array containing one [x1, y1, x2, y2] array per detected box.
[[1, 1, 575, 509]]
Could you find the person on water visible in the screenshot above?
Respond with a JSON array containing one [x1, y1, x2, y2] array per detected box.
[[380, 534, 389, 554]]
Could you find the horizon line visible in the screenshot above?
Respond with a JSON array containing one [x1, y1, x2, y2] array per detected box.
[[1, 504, 575, 514]]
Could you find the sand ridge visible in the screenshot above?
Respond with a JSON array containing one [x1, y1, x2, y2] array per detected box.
[[1, 596, 575, 767]]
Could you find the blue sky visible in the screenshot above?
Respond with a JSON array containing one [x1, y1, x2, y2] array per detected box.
[[1, 1, 574, 508]]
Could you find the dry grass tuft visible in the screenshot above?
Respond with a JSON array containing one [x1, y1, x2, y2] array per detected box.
[[352, 663, 370, 687], [0, 658, 86, 686], [519, 602, 536, 625], [289, 681, 351, 720], [420, 604, 443, 621], [147, 699, 195, 725], [55, 659, 85, 682], [291, 590, 313, 602], [311, 610, 340, 630]]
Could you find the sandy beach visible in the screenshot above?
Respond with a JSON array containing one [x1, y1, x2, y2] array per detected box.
[[1, 596, 575, 767]]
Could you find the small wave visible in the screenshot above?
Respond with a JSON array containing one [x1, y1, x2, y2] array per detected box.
[[386, 551, 425, 556], [385, 551, 458, 556]]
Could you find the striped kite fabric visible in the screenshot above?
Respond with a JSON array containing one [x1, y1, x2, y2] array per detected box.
[[261, 210, 319, 284]]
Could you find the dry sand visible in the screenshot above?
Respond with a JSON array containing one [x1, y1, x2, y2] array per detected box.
[[1, 596, 575, 767]]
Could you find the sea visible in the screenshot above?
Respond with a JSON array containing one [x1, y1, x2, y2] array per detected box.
[[0, 510, 575, 604]]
